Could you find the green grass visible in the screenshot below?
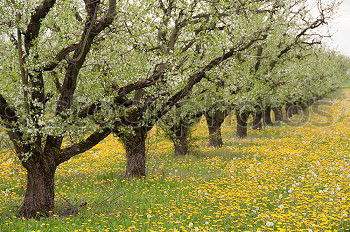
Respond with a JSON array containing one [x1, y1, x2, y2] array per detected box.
[[0, 89, 350, 231]]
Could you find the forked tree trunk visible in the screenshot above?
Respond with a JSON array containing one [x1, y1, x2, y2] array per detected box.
[[20, 159, 57, 219], [122, 127, 147, 178], [236, 111, 250, 138], [205, 110, 226, 147], [273, 107, 283, 122], [263, 106, 273, 126], [252, 110, 262, 130], [172, 125, 190, 156]]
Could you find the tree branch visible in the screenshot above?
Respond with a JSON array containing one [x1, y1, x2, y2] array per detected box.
[[0, 94, 28, 154], [57, 128, 112, 165], [45, 0, 117, 153], [151, 31, 269, 125], [117, 63, 166, 97], [24, 0, 57, 53], [269, 14, 327, 70], [92, 0, 117, 33], [16, 26, 29, 112], [43, 43, 79, 71]]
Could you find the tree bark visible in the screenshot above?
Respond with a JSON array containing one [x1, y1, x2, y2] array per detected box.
[[286, 103, 297, 119], [300, 102, 308, 112], [273, 107, 283, 122], [205, 110, 226, 147], [306, 99, 313, 106], [236, 111, 250, 138], [263, 106, 273, 126], [173, 125, 190, 156], [122, 127, 147, 178], [19, 158, 57, 219], [252, 110, 262, 130]]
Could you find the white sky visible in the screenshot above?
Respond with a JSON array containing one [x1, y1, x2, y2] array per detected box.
[[327, 0, 350, 57]]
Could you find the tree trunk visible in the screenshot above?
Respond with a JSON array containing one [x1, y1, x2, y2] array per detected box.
[[263, 106, 273, 126], [286, 103, 296, 119], [252, 110, 262, 130], [122, 127, 147, 178], [273, 107, 283, 122], [236, 111, 250, 138], [173, 126, 189, 156], [307, 99, 314, 106], [292, 103, 298, 115], [207, 124, 223, 147], [19, 159, 57, 219], [205, 110, 226, 147], [300, 102, 308, 112]]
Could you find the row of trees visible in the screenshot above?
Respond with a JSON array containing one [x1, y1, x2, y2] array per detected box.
[[0, 0, 349, 218], [163, 49, 350, 154]]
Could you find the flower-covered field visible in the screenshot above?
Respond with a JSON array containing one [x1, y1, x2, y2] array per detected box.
[[1, 89, 350, 232]]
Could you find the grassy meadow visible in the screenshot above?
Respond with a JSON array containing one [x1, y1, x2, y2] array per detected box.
[[0, 89, 350, 231]]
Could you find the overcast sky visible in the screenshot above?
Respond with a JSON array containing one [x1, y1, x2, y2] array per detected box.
[[327, 0, 350, 57]]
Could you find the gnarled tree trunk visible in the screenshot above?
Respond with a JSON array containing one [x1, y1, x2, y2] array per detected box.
[[263, 106, 273, 126], [273, 107, 283, 122], [236, 111, 250, 138], [205, 110, 226, 147], [20, 157, 57, 219], [252, 110, 263, 130], [121, 127, 147, 178]]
